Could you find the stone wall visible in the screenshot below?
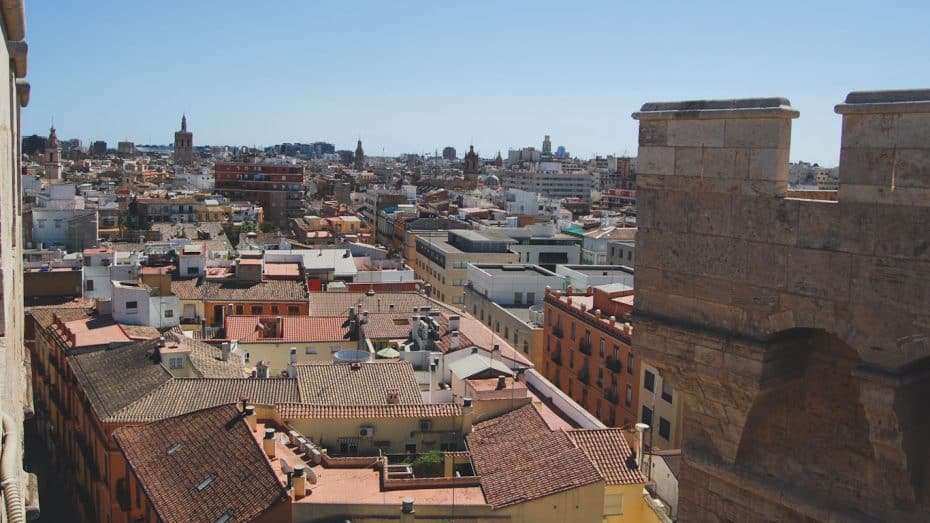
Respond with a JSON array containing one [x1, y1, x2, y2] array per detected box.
[[630, 91, 930, 521]]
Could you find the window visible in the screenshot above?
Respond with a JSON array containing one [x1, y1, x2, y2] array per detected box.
[[625, 384, 633, 406], [235, 305, 244, 315], [126, 301, 138, 313], [54, 219, 62, 229], [288, 305, 299, 314], [661, 380, 674, 403], [164, 309, 174, 318], [244, 352, 250, 363], [514, 292, 522, 304], [504, 327, 509, 339], [641, 405, 653, 427], [452, 295, 464, 304], [526, 292, 535, 303], [581, 388, 587, 404], [523, 340, 529, 354], [628, 250, 633, 261], [305, 347, 317, 355], [452, 279, 464, 286], [271, 305, 279, 314], [644, 370, 656, 392], [250, 305, 263, 315], [627, 352, 634, 374], [570, 322, 575, 340], [168, 357, 183, 369], [659, 417, 671, 440], [599, 338, 605, 357], [85, 280, 95, 291]]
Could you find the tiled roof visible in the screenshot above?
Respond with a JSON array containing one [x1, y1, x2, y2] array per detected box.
[[170, 278, 202, 300], [68, 341, 172, 420], [202, 279, 308, 301], [177, 336, 249, 378], [113, 404, 288, 523], [109, 378, 300, 423], [309, 292, 456, 316], [226, 316, 349, 343], [565, 429, 647, 485], [276, 403, 461, 419], [466, 404, 603, 508], [28, 305, 93, 330], [295, 361, 422, 405], [361, 313, 417, 339]]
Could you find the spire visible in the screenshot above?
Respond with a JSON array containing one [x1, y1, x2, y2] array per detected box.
[[181, 113, 187, 132], [47, 125, 60, 149]]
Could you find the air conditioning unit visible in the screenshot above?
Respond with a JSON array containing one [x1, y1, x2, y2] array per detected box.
[[419, 419, 432, 432], [359, 426, 375, 438]]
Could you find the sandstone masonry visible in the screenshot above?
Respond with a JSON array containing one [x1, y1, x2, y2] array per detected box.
[[631, 90, 930, 522]]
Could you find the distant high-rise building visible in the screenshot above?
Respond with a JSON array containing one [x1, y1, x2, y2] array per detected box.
[[22, 134, 46, 156], [214, 161, 307, 227], [174, 114, 193, 165], [542, 135, 552, 158], [442, 146, 456, 161], [463, 145, 479, 176], [555, 145, 568, 159], [354, 139, 365, 170], [117, 141, 135, 157], [92, 140, 107, 156]]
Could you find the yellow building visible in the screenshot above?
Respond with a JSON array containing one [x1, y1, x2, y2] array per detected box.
[[224, 315, 358, 371], [413, 230, 518, 306]]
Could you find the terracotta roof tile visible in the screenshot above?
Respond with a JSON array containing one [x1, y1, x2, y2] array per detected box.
[[295, 361, 422, 405], [565, 429, 647, 485], [276, 403, 461, 419], [466, 404, 603, 508], [68, 341, 172, 420], [203, 279, 307, 302], [225, 316, 349, 343], [110, 378, 300, 423], [175, 336, 249, 378], [113, 404, 288, 523]]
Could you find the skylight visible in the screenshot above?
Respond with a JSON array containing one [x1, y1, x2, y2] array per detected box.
[[194, 473, 218, 492], [166, 442, 184, 455]]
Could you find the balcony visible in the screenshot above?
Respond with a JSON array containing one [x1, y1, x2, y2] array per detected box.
[[577, 367, 590, 385], [550, 351, 562, 365], [604, 389, 619, 405], [606, 356, 622, 373], [579, 339, 592, 355], [552, 325, 564, 338]]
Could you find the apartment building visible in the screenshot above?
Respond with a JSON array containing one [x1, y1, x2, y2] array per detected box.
[[214, 161, 307, 226], [542, 285, 640, 428], [413, 230, 517, 305]]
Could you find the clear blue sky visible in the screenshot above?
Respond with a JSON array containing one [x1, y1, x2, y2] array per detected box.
[[23, 0, 930, 165]]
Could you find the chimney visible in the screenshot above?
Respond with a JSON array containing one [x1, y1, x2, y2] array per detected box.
[[292, 463, 307, 500], [276, 316, 284, 338], [386, 388, 400, 404], [566, 285, 573, 295], [635, 423, 649, 469], [609, 315, 616, 327], [263, 427, 277, 458], [449, 331, 460, 350], [448, 315, 460, 332], [221, 342, 230, 362], [400, 497, 415, 523], [256, 361, 269, 379], [244, 405, 257, 432], [492, 344, 500, 358], [495, 375, 507, 391], [462, 397, 474, 434], [289, 347, 298, 365]]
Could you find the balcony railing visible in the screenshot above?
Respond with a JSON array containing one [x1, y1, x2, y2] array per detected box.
[[606, 356, 622, 373], [577, 368, 590, 385], [579, 339, 592, 355], [604, 389, 619, 405], [550, 351, 562, 365]]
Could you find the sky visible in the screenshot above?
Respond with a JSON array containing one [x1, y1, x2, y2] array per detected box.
[[22, 0, 930, 166]]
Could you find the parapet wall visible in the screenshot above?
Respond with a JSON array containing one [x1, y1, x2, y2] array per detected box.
[[630, 90, 930, 522]]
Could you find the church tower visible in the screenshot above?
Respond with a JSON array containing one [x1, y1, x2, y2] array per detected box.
[[354, 139, 365, 170], [463, 145, 480, 177], [45, 126, 62, 180], [174, 114, 193, 165]]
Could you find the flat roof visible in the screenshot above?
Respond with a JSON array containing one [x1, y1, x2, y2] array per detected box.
[[473, 264, 559, 278]]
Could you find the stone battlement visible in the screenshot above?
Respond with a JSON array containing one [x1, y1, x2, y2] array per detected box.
[[630, 90, 930, 522]]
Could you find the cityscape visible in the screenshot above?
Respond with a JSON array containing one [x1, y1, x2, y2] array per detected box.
[[1, 2, 929, 523]]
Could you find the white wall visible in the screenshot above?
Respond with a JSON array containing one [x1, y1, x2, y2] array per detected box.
[[525, 369, 605, 429], [467, 264, 562, 305], [111, 284, 151, 326]]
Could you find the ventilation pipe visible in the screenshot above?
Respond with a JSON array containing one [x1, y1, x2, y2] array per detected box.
[[1, 414, 26, 523], [263, 428, 277, 458], [292, 463, 307, 500], [635, 422, 650, 469]]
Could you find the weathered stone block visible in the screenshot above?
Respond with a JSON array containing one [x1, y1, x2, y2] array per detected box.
[[638, 119, 668, 146], [667, 119, 726, 147], [703, 147, 750, 179], [786, 247, 851, 300], [838, 146, 894, 186], [895, 147, 930, 189], [838, 183, 930, 207], [731, 195, 799, 246], [841, 113, 899, 148], [849, 255, 930, 311], [741, 179, 786, 197], [725, 118, 791, 149], [796, 200, 876, 255], [874, 205, 930, 260], [674, 146, 704, 177], [665, 233, 749, 282], [637, 146, 675, 176], [746, 242, 787, 288], [892, 113, 930, 148], [689, 191, 734, 237], [749, 147, 789, 182]]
